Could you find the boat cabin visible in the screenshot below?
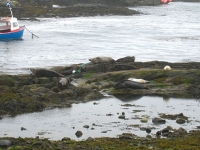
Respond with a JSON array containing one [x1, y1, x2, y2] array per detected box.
[[0, 17, 20, 33]]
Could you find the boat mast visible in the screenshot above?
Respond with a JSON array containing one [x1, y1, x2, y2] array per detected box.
[[6, 2, 13, 18], [9, 6, 13, 18]]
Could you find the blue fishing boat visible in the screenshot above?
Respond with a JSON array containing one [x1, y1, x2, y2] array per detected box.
[[0, 2, 24, 40]]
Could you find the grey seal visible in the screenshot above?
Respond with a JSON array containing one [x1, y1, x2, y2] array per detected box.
[[114, 80, 148, 89], [89, 56, 115, 64], [30, 68, 64, 77]]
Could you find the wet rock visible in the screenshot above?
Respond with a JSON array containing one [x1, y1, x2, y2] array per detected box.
[[86, 137, 94, 141], [118, 115, 125, 119], [146, 128, 151, 134], [177, 127, 187, 134], [161, 128, 170, 137], [21, 127, 26, 131], [140, 117, 148, 123], [62, 137, 71, 141], [156, 131, 161, 136], [83, 125, 89, 129], [152, 117, 166, 124], [75, 130, 83, 138], [108, 64, 138, 72], [0, 140, 12, 148], [176, 118, 186, 124]]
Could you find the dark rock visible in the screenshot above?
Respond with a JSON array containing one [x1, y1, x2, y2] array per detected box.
[[177, 127, 187, 134], [21, 127, 26, 131], [176, 118, 186, 124], [83, 125, 90, 129], [146, 128, 151, 134], [0, 140, 12, 148], [118, 115, 125, 119], [86, 137, 94, 141], [62, 137, 71, 141], [108, 64, 138, 72], [75, 130, 83, 138], [152, 117, 166, 124], [156, 131, 161, 136]]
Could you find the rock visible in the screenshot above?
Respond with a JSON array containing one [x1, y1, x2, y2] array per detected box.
[[108, 64, 138, 72], [156, 131, 161, 136], [62, 137, 71, 141], [116, 56, 135, 63], [21, 127, 26, 131], [146, 128, 151, 134], [83, 125, 89, 129], [86, 137, 94, 141], [101, 131, 107, 133], [177, 127, 187, 134], [140, 117, 148, 123], [152, 117, 166, 124], [176, 118, 186, 124], [75, 130, 83, 138], [118, 115, 125, 119], [0, 140, 12, 148], [89, 57, 115, 64]]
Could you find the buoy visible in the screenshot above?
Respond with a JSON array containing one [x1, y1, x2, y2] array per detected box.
[[160, 0, 172, 4]]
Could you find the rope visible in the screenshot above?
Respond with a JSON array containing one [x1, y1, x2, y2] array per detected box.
[[24, 26, 39, 38], [69, 62, 90, 77]]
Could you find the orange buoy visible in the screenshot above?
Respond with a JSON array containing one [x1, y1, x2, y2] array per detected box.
[[160, 0, 172, 4]]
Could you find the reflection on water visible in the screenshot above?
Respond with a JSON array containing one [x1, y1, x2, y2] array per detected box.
[[0, 96, 199, 140]]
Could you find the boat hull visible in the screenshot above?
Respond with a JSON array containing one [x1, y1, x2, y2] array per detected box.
[[0, 26, 25, 39]]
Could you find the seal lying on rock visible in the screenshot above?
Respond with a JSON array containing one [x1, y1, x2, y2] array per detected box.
[[58, 77, 73, 90], [128, 78, 150, 84], [114, 80, 148, 89], [116, 56, 135, 63], [30, 68, 64, 77], [89, 56, 115, 64]]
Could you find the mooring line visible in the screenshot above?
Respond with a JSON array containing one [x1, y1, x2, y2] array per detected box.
[[24, 26, 39, 38]]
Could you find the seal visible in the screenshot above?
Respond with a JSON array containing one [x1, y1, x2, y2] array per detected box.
[[128, 78, 150, 83], [89, 56, 115, 64], [58, 77, 72, 90], [116, 56, 135, 63], [114, 80, 148, 89], [30, 68, 64, 77]]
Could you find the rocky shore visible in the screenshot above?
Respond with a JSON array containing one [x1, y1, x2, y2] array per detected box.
[[1, 56, 200, 117]]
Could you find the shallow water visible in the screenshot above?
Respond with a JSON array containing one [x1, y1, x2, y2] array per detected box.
[[0, 2, 200, 75], [0, 96, 200, 140]]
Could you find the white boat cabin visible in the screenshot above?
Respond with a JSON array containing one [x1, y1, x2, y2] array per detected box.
[[0, 17, 20, 32]]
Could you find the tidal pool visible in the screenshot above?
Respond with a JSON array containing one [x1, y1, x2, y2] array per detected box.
[[0, 96, 199, 140]]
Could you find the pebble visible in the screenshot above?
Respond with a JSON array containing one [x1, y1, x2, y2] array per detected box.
[[118, 115, 125, 119]]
